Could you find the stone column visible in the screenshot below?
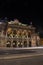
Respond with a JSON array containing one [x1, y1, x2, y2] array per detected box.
[[31, 35, 36, 47], [1, 30, 3, 47], [4, 32, 7, 47], [10, 31, 13, 47], [15, 34, 19, 47], [0, 32, 1, 47], [26, 32, 29, 47], [22, 36, 24, 47], [22, 30, 25, 47], [16, 30, 20, 47]]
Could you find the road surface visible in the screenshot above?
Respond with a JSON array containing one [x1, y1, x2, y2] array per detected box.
[[0, 54, 43, 65], [0, 47, 43, 65]]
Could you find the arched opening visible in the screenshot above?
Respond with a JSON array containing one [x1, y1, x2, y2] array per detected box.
[[13, 30, 17, 37], [22, 30, 27, 38], [6, 41, 11, 47], [28, 30, 31, 37], [24, 41, 27, 47], [13, 41, 17, 47], [29, 40, 31, 47], [7, 28, 12, 37], [18, 41, 22, 47]]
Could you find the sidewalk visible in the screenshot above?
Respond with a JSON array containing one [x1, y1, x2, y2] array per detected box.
[[0, 46, 43, 50]]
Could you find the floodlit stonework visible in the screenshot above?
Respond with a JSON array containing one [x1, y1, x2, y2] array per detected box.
[[0, 19, 40, 47]]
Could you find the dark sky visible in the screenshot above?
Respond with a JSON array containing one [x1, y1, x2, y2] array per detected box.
[[0, 0, 42, 27]]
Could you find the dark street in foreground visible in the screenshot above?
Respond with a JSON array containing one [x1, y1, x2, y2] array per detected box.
[[0, 55, 43, 65], [0, 47, 43, 65]]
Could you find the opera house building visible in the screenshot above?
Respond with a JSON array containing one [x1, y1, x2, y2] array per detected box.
[[0, 19, 40, 47]]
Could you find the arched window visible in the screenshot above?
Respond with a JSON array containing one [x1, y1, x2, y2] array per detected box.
[[24, 41, 27, 47], [13, 30, 17, 37], [13, 41, 17, 47]]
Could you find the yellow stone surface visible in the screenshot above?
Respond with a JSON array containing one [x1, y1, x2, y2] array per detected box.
[[40, 38, 43, 45]]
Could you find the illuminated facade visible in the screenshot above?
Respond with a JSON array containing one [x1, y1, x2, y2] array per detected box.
[[0, 19, 40, 47]]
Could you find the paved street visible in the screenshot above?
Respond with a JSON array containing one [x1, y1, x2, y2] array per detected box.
[[0, 55, 43, 65], [0, 47, 43, 65]]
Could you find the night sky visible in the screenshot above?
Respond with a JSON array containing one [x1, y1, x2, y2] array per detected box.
[[0, 0, 42, 28]]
